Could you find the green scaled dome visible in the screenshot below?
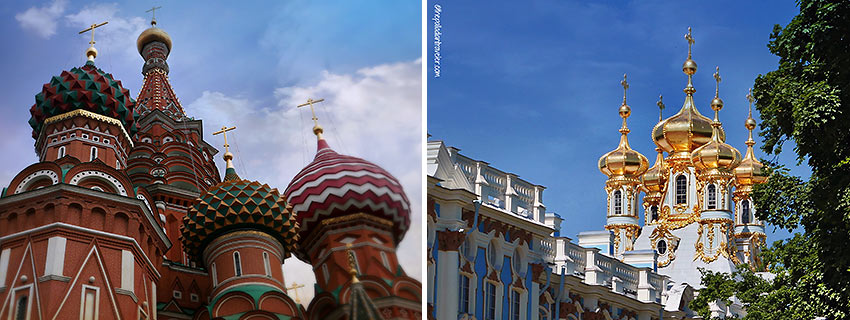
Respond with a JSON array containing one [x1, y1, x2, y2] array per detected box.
[[180, 176, 300, 260], [28, 61, 138, 139]]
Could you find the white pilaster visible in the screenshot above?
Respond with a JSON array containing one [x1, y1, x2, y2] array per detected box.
[[121, 250, 134, 292], [436, 250, 460, 320], [44, 236, 67, 276]]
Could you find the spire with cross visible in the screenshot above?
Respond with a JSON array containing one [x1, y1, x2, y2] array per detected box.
[[713, 66, 722, 98], [296, 98, 326, 139], [213, 126, 238, 177], [79, 21, 108, 61], [657, 94, 665, 121], [620, 73, 629, 105], [285, 282, 305, 304], [146, 6, 162, 26], [685, 27, 695, 59]]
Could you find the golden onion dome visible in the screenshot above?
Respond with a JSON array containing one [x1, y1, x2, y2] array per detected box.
[[641, 148, 667, 193], [136, 21, 172, 55], [690, 67, 741, 172], [599, 75, 649, 179], [735, 89, 768, 186], [652, 28, 725, 158]]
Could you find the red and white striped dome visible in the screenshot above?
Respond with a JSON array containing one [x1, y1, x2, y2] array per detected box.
[[284, 138, 411, 250]]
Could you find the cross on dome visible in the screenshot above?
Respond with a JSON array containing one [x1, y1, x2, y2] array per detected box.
[[146, 6, 162, 26], [79, 21, 108, 61], [685, 27, 695, 58], [297, 98, 326, 139]]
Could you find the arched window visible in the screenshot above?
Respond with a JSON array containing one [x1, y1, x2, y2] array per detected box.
[[487, 241, 497, 266], [613, 190, 623, 215], [15, 296, 27, 320], [650, 205, 659, 222], [90, 146, 98, 161], [707, 184, 717, 209], [512, 248, 523, 273], [262, 252, 271, 277], [675, 175, 687, 204], [211, 263, 218, 285], [233, 251, 242, 277], [742, 200, 751, 224], [57, 146, 66, 159], [459, 274, 470, 314]]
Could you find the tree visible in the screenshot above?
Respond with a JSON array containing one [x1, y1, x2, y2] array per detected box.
[[694, 0, 850, 318]]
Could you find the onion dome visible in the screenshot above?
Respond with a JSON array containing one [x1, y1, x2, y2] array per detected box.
[[180, 152, 299, 260], [651, 28, 724, 158], [690, 67, 742, 174], [28, 61, 138, 139], [735, 89, 768, 186], [642, 149, 667, 193], [284, 126, 411, 258], [598, 74, 649, 180], [136, 20, 172, 56]]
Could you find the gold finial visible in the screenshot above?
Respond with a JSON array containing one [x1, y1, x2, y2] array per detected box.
[[618, 74, 631, 133], [146, 6, 162, 26], [212, 126, 237, 168], [682, 27, 697, 94], [79, 21, 108, 61], [286, 282, 305, 304], [685, 27, 695, 59], [745, 88, 757, 143], [620, 73, 629, 105], [346, 243, 360, 283], [713, 66, 721, 97], [656, 94, 665, 121], [296, 98, 326, 139]]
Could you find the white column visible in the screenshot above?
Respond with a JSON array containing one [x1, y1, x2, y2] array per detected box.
[[121, 250, 134, 293], [637, 269, 653, 302], [584, 249, 600, 285], [530, 281, 540, 320], [44, 236, 67, 276], [151, 282, 157, 320], [436, 249, 460, 320]]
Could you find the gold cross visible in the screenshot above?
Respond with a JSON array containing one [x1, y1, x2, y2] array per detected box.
[[146, 6, 162, 25], [685, 27, 695, 58], [285, 282, 305, 304], [296, 98, 325, 127], [656, 95, 665, 121], [79, 21, 108, 47], [620, 74, 629, 104], [212, 126, 236, 154], [746, 88, 755, 107], [713, 66, 721, 97]]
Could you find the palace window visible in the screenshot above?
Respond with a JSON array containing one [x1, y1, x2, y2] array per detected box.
[[487, 241, 497, 266], [57, 146, 66, 159], [707, 184, 717, 209], [485, 282, 496, 320], [512, 290, 521, 320], [613, 190, 623, 215], [675, 175, 687, 204], [512, 249, 523, 273], [90, 146, 98, 161], [459, 274, 470, 313], [742, 200, 751, 224], [233, 251, 242, 277], [650, 205, 658, 222], [657, 239, 667, 255]]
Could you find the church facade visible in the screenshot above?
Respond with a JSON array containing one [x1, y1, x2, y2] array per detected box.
[[0, 17, 420, 320], [427, 29, 766, 320]]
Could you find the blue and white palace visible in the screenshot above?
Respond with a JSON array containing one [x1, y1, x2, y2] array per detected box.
[[426, 29, 768, 320]]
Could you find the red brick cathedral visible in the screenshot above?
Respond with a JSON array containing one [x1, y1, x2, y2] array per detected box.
[[0, 19, 420, 320]]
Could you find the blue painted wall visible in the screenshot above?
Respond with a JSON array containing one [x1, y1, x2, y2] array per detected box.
[[474, 246, 487, 319], [500, 256, 512, 319]]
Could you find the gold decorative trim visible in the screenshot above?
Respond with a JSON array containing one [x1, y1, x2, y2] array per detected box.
[[41, 109, 134, 147]]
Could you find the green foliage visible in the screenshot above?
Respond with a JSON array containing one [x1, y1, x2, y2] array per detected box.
[[694, 0, 850, 318]]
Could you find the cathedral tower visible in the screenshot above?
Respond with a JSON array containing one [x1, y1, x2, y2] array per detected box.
[[598, 75, 648, 258], [284, 105, 421, 320], [732, 90, 768, 268]]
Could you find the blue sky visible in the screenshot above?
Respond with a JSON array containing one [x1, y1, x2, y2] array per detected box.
[[427, 0, 806, 244], [1, 0, 421, 302]]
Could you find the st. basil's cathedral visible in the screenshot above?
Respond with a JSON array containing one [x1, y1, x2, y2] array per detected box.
[[0, 17, 421, 320]]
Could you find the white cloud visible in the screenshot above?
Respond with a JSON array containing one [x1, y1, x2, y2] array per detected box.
[[15, 0, 68, 38], [184, 59, 422, 303], [64, 3, 148, 63]]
